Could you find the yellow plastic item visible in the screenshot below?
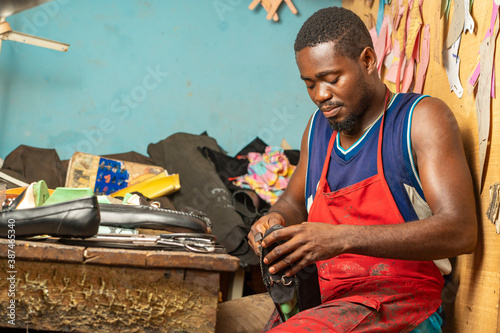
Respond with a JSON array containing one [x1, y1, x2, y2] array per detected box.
[[110, 171, 180, 199], [6, 187, 55, 196]]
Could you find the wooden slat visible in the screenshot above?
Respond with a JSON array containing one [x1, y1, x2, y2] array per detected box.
[[0, 239, 84, 263], [0, 239, 240, 272], [146, 251, 240, 272], [83, 247, 240, 272], [83, 247, 148, 267]]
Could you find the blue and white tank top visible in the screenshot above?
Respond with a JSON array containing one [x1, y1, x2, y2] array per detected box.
[[305, 92, 451, 275]]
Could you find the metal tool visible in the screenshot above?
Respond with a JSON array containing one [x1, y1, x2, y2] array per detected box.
[[59, 233, 225, 253]]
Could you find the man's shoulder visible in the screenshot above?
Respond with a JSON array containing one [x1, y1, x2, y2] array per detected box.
[[393, 92, 427, 105], [386, 92, 434, 121], [395, 92, 448, 109]]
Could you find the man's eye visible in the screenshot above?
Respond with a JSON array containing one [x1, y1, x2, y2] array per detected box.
[[329, 77, 339, 84]]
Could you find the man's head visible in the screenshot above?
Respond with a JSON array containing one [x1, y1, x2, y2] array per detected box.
[[294, 6, 373, 60], [294, 7, 383, 134]]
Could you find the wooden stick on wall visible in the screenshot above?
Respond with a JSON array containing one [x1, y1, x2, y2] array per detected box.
[[249, 0, 298, 22]]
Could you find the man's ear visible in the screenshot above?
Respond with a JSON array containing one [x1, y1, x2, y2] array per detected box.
[[359, 47, 378, 74]]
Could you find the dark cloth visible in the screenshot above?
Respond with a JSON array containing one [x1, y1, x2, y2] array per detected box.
[[283, 150, 300, 166], [200, 146, 249, 192], [1, 145, 66, 189], [199, 137, 269, 191], [147, 132, 259, 267], [199, 146, 270, 224], [236, 137, 268, 156], [232, 189, 269, 225]]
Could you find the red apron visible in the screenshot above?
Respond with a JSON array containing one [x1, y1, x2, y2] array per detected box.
[[266, 97, 444, 333]]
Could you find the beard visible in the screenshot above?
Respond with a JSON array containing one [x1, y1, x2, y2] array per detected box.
[[327, 112, 361, 132], [326, 79, 373, 133]]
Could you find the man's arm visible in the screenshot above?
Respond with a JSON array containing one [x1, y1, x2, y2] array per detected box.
[[247, 117, 311, 253], [262, 98, 477, 277], [405, 97, 477, 257]]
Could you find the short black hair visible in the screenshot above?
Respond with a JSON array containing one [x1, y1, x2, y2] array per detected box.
[[294, 6, 374, 59]]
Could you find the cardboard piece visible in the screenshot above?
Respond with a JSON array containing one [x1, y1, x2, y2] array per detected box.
[[65, 152, 165, 195]]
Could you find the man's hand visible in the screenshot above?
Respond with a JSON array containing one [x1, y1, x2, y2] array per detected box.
[[248, 212, 286, 255], [261, 222, 343, 277]]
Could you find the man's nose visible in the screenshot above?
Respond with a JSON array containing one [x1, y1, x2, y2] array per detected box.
[[314, 84, 332, 104]]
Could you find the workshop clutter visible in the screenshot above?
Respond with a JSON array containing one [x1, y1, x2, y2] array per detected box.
[[0, 132, 299, 266], [0, 178, 210, 235], [148, 133, 299, 267]]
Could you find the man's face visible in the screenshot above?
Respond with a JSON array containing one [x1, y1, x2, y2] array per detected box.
[[296, 41, 372, 132]]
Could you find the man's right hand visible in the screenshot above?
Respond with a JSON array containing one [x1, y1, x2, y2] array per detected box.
[[248, 212, 285, 255], [247, 114, 312, 256]]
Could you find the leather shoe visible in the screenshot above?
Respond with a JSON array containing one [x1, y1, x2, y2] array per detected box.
[[99, 204, 210, 234], [1, 196, 100, 238]]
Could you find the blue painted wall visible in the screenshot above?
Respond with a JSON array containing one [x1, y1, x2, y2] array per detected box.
[[0, 0, 339, 160]]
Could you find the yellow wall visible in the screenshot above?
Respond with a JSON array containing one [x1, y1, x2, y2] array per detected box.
[[343, 0, 500, 331]]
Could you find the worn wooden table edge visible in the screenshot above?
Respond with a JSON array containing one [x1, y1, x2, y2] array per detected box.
[[0, 238, 240, 272]]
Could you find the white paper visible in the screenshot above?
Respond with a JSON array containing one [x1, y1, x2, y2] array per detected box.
[[442, 35, 464, 98], [464, 0, 474, 34]]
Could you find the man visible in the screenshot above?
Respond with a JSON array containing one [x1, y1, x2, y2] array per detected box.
[[247, 6, 477, 332]]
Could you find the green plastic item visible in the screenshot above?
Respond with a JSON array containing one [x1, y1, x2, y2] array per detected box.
[[43, 187, 94, 206], [122, 192, 134, 203], [280, 290, 299, 321], [97, 195, 112, 204], [33, 180, 50, 207]]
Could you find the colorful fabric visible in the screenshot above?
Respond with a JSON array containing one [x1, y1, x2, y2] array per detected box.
[[234, 146, 295, 205]]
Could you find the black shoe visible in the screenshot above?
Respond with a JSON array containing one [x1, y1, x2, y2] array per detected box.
[[99, 204, 210, 234], [260, 224, 322, 322], [0, 196, 100, 238]]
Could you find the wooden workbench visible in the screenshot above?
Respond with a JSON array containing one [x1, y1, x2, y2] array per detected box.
[[0, 238, 239, 332]]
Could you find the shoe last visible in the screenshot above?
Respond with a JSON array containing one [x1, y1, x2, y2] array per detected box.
[[260, 224, 322, 322], [260, 225, 298, 322], [9, 180, 49, 210]]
